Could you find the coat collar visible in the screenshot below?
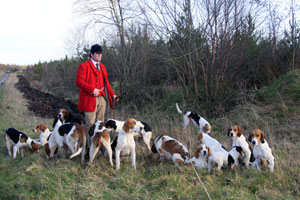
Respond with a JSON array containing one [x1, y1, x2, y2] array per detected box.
[[88, 59, 100, 75]]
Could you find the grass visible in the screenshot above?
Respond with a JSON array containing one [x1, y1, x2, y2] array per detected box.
[[0, 73, 300, 200]]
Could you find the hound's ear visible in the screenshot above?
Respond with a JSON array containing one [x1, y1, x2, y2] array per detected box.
[[227, 127, 231, 136], [237, 126, 243, 137], [195, 147, 200, 158], [99, 122, 105, 129], [41, 124, 47, 131], [238, 126, 243, 134], [65, 110, 69, 118], [123, 120, 129, 133], [151, 143, 157, 153], [207, 146, 211, 157], [261, 130, 266, 143], [248, 134, 252, 142], [162, 136, 166, 144], [88, 124, 96, 137], [197, 133, 203, 142]]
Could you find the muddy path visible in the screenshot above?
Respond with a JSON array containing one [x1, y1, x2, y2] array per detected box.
[[14, 74, 82, 119]]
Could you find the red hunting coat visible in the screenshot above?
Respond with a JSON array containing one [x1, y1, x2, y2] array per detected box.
[[76, 59, 115, 112]]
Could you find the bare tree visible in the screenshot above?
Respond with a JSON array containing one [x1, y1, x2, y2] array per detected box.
[[266, 0, 284, 78], [64, 26, 88, 58], [287, 0, 300, 70], [74, 0, 144, 92], [137, 0, 206, 105], [138, 0, 266, 105]]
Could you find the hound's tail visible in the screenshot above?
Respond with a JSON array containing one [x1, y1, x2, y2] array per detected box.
[[70, 124, 87, 159], [69, 134, 86, 159], [176, 103, 183, 114], [69, 147, 82, 159]]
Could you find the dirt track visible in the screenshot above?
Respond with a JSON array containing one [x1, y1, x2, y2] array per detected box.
[[15, 74, 81, 119]]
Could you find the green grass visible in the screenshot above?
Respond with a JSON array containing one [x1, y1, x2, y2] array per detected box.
[[0, 73, 300, 199]]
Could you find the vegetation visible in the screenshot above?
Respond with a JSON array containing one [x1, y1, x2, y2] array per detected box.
[[0, 63, 300, 200], [0, 64, 30, 72], [25, 0, 300, 118]]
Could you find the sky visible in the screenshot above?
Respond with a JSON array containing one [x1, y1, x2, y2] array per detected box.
[[0, 0, 76, 65], [0, 0, 297, 66]]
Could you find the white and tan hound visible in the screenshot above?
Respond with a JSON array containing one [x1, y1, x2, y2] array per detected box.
[[105, 119, 152, 152], [32, 123, 51, 146], [151, 135, 190, 168], [197, 132, 228, 153], [186, 144, 210, 169], [248, 129, 275, 172], [115, 118, 142, 170], [87, 121, 113, 166]]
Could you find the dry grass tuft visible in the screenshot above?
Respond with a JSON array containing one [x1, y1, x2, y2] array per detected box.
[[25, 164, 43, 174]]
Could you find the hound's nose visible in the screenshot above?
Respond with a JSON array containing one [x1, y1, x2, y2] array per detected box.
[[203, 151, 207, 156], [252, 141, 256, 145]]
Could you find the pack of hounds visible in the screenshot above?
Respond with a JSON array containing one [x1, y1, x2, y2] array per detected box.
[[5, 103, 275, 172]]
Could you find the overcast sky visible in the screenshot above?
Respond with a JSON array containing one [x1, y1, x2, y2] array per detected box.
[[0, 0, 297, 66], [0, 0, 75, 65]]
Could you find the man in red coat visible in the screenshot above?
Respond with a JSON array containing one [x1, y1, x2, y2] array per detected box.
[[76, 44, 117, 130]]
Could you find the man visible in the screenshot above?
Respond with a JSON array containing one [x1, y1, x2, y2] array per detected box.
[[76, 44, 117, 130]]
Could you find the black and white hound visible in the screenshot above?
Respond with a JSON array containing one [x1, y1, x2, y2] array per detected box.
[[176, 103, 212, 134], [207, 146, 245, 172], [44, 118, 87, 164], [6, 128, 39, 158]]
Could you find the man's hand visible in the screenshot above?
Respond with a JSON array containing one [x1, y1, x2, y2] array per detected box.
[[93, 88, 104, 96], [93, 89, 100, 96], [113, 94, 119, 102]]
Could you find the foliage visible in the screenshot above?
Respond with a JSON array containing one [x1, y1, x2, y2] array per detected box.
[[32, 61, 44, 81], [1, 65, 300, 200], [257, 69, 300, 105], [25, 1, 300, 118]]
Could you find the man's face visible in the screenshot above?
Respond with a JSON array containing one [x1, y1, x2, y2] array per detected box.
[[91, 52, 102, 62]]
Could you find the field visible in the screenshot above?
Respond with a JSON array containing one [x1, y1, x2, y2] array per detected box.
[[0, 71, 299, 200]]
